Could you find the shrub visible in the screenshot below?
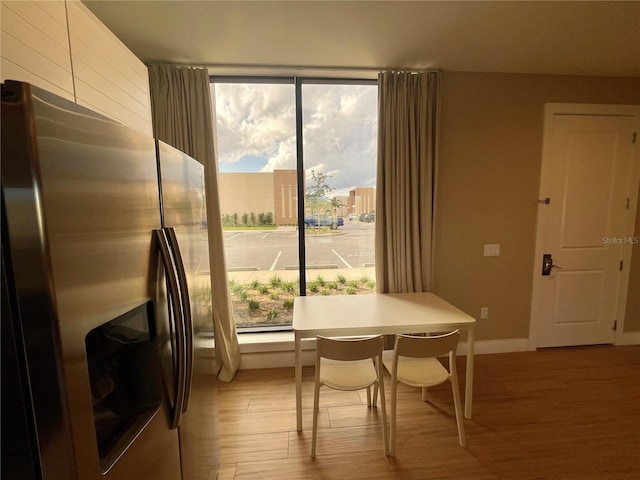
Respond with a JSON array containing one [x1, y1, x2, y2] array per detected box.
[[248, 299, 260, 310], [281, 280, 297, 293]]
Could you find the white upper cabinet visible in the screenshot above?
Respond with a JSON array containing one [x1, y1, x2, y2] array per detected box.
[[1, 0, 152, 135], [1, 1, 74, 101], [66, 1, 152, 135]]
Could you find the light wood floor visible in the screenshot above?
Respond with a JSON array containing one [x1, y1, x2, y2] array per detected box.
[[215, 345, 640, 480]]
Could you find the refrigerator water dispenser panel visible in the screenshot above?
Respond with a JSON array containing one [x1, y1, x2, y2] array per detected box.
[[84, 301, 162, 472]]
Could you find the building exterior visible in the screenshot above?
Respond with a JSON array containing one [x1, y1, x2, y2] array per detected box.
[[349, 187, 376, 216], [273, 170, 298, 226], [218, 172, 274, 223], [219, 170, 375, 226]]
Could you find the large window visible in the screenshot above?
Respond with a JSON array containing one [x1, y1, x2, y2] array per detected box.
[[212, 77, 377, 330]]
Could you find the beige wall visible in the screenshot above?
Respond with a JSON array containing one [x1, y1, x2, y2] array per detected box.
[[625, 205, 640, 331], [434, 71, 640, 341], [218, 172, 274, 220]]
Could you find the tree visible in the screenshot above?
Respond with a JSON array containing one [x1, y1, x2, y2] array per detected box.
[[330, 196, 345, 214], [305, 170, 334, 217]]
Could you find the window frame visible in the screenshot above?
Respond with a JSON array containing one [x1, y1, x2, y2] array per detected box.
[[210, 75, 378, 332]]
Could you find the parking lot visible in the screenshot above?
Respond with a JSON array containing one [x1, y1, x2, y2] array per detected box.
[[223, 220, 375, 281]]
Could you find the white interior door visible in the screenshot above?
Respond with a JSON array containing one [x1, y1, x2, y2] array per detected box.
[[531, 105, 639, 348]]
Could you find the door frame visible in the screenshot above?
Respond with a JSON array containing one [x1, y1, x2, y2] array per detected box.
[[529, 103, 640, 350]]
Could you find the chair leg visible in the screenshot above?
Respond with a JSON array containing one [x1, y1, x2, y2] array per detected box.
[[367, 386, 372, 407], [311, 382, 321, 457], [372, 383, 378, 406], [450, 378, 467, 448], [378, 377, 389, 456], [389, 381, 397, 456], [421, 386, 429, 402]]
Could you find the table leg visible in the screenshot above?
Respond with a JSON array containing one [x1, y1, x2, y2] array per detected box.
[[465, 326, 475, 419], [295, 332, 302, 431]]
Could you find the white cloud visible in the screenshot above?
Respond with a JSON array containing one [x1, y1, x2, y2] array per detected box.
[[213, 82, 377, 196], [214, 83, 296, 166], [262, 135, 296, 172]]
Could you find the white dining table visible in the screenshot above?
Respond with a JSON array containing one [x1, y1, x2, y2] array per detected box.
[[293, 292, 477, 432]]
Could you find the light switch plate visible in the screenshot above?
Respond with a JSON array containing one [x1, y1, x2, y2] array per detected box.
[[484, 244, 500, 256]]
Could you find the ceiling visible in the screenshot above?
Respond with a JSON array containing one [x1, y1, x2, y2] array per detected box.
[[83, 1, 640, 78]]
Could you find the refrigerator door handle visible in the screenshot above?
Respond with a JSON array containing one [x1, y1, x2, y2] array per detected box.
[[155, 229, 187, 429], [165, 226, 194, 413]]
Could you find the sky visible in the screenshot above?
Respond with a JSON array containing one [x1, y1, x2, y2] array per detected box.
[[212, 82, 377, 197]]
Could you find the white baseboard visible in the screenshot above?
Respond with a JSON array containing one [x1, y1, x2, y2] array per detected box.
[[205, 332, 639, 372], [460, 338, 530, 355], [239, 350, 316, 370], [237, 334, 531, 370], [615, 331, 640, 346]]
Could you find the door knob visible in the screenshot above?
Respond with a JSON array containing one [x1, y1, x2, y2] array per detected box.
[[542, 254, 564, 276]]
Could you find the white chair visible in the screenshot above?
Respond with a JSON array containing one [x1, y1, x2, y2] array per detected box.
[[382, 330, 466, 456], [312, 335, 388, 457]]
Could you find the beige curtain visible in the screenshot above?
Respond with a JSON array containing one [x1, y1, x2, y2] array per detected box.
[[148, 64, 240, 382], [375, 71, 439, 294]]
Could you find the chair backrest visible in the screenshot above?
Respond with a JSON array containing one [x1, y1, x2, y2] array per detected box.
[[394, 330, 460, 359], [316, 335, 384, 362]]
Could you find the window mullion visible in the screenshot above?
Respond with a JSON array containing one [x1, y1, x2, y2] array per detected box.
[[295, 77, 307, 296]]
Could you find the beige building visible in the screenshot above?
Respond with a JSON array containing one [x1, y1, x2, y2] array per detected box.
[[218, 169, 298, 226], [349, 187, 376, 216], [218, 172, 274, 223], [219, 170, 375, 225], [273, 170, 298, 226]]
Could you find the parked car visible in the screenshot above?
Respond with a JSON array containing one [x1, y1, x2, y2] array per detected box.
[[359, 213, 376, 223], [304, 215, 344, 229]]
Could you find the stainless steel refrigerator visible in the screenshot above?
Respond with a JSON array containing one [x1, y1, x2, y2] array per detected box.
[[1, 81, 219, 480]]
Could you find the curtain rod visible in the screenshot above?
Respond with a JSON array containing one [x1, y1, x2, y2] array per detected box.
[[205, 63, 438, 73], [148, 62, 438, 75]]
